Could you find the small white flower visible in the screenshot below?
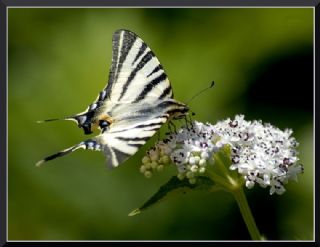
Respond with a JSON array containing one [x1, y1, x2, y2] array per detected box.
[[144, 171, 152, 178], [189, 156, 196, 165], [199, 159, 207, 167], [199, 167, 206, 174], [201, 152, 210, 160], [190, 165, 198, 173]]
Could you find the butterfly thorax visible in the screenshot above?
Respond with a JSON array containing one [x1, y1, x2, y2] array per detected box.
[[165, 100, 189, 121]]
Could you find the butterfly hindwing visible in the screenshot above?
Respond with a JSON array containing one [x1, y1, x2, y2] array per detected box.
[[97, 103, 170, 167]]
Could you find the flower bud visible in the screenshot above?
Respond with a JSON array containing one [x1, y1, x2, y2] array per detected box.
[[144, 171, 152, 178]]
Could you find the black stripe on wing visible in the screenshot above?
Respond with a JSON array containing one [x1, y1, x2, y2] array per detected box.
[[116, 137, 149, 149], [116, 136, 150, 142], [109, 124, 164, 134], [103, 144, 133, 168], [146, 64, 163, 78], [134, 72, 168, 102], [135, 120, 165, 127], [105, 30, 137, 101], [159, 85, 173, 99], [118, 50, 155, 101], [132, 40, 147, 65]]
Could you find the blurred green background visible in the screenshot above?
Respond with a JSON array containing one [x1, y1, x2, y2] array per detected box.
[[8, 8, 313, 240]]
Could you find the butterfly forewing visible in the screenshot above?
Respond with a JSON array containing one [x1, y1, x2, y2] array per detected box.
[[103, 30, 173, 104], [37, 29, 188, 168]]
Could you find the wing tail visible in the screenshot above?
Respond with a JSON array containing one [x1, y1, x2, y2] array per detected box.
[[37, 113, 95, 135], [36, 116, 76, 124], [35, 140, 101, 167]]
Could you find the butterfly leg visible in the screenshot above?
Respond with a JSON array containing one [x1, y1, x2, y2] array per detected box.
[[183, 112, 194, 130], [188, 112, 195, 128], [184, 117, 190, 130], [156, 130, 162, 141], [168, 121, 177, 134]]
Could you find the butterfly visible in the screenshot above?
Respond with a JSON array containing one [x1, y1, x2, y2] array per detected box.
[[36, 29, 189, 168]]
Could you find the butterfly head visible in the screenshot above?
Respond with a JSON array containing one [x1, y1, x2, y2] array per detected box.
[[74, 112, 113, 135]]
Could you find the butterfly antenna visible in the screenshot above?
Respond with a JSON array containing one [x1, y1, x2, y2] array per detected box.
[[185, 81, 215, 105]]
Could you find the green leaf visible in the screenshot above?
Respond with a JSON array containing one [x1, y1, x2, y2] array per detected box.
[[128, 176, 216, 216]]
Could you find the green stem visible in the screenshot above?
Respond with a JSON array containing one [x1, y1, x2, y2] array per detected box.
[[214, 152, 238, 187], [232, 187, 261, 240], [206, 169, 233, 190], [214, 153, 230, 175], [209, 149, 262, 240]]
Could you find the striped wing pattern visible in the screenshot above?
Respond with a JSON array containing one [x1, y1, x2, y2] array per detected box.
[[97, 100, 187, 167], [104, 29, 173, 103], [98, 103, 170, 167], [36, 29, 188, 168]]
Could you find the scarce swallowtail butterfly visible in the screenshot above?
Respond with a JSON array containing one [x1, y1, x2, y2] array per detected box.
[[36, 29, 189, 168]]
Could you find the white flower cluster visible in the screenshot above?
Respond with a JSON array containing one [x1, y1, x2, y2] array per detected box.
[[141, 115, 303, 195], [212, 115, 303, 195]]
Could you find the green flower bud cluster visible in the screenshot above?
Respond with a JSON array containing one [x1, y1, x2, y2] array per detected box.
[[140, 143, 172, 178]]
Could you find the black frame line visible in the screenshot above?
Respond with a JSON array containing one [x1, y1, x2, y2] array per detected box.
[[1, 0, 319, 246], [0, 0, 319, 7]]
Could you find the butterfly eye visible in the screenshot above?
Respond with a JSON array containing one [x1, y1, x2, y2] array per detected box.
[[99, 120, 110, 129]]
